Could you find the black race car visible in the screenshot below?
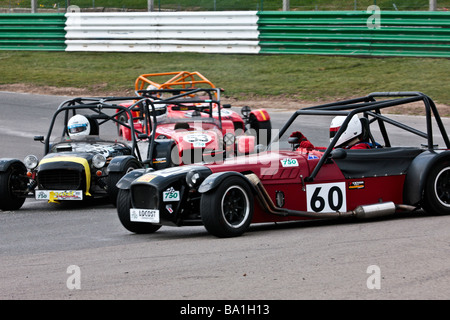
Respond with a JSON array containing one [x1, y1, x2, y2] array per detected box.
[[0, 96, 156, 211]]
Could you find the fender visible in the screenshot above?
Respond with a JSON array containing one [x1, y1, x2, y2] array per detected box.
[[116, 168, 153, 190], [403, 150, 450, 205], [250, 109, 270, 122], [0, 158, 25, 172], [151, 139, 177, 170], [198, 171, 256, 194], [107, 155, 141, 173]]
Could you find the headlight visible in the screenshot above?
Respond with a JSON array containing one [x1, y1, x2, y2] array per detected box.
[[24, 155, 38, 169], [92, 154, 107, 169], [186, 169, 204, 188]]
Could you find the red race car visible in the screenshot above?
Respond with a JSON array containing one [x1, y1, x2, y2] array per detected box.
[[117, 71, 272, 164], [116, 92, 450, 237]]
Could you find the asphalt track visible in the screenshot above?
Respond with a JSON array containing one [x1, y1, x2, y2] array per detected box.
[[0, 92, 449, 302]]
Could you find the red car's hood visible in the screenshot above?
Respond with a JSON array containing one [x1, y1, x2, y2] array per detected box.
[[156, 125, 222, 151], [204, 149, 323, 178]]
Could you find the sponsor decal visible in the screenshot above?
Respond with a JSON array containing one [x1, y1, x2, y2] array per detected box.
[[152, 157, 167, 164], [349, 181, 365, 189], [163, 187, 180, 202], [280, 158, 299, 167], [137, 174, 156, 182]]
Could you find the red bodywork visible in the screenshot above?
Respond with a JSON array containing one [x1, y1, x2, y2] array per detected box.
[[203, 148, 406, 224], [118, 71, 272, 162]]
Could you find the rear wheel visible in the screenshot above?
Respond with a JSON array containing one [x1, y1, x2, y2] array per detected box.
[[200, 176, 254, 238], [423, 159, 450, 215], [116, 189, 162, 234], [0, 162, 27, 211]]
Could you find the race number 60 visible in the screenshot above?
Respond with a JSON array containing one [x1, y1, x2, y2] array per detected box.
[[306, 182, 347, 213]]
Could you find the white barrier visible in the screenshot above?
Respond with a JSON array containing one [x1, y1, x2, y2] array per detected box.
[[65, 11, 260, 53]]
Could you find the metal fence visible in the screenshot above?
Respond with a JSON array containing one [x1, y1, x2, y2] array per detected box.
[[1, 0, 449, 13]]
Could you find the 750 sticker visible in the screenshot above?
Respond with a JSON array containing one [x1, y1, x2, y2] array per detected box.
[[163, 187, 180, 202], [281, 158, 298, 167]]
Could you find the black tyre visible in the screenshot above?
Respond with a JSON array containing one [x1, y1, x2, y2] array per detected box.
[[423, 159, 450, 215], [116, 188, 162, 234], [249, 114, 272, 146], [116, 113, 128, 136], [0, 162, 27, 211], [200, 176, 254, 238], [107, 159, 140, 205]]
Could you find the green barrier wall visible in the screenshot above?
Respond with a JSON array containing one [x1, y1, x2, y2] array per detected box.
[[1, 11, 449, 57], [258, 11, 450, 57], [0, 13, 66, 51]]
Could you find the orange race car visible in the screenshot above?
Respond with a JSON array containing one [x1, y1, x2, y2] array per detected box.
[[117, 72, 272, 157]]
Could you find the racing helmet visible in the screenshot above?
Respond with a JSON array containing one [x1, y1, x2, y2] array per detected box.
[[67, 114, 90, 138], [329, 115, 362, 147]]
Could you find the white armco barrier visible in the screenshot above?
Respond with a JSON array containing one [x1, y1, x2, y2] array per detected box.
[[65, 11, 261, 53]]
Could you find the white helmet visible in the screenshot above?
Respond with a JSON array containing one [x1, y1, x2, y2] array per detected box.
[[68, 114, 90, 138], [330, 115, 362, 147]]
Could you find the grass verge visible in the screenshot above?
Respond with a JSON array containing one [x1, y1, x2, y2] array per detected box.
[[0, 51, 449, 111]]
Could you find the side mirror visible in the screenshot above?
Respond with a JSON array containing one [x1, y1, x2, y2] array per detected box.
[[34, 136, 44, 143], [223, 104, 231, 109], [288, 136, 300, 151]]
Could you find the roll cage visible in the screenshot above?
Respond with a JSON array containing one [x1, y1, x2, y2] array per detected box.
[[40, 87, 224, 168], [270, 91, 450, 182], [134, 71, 217, 93], [138, 87, 225, 128], [40, 96, 156, 161]]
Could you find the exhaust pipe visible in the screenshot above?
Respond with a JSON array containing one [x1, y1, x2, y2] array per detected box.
[[245, 173, 411, 220]]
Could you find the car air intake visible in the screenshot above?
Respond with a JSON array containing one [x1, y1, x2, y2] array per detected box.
[[132, 185, 158, 209], [38, 169, 83, 190]]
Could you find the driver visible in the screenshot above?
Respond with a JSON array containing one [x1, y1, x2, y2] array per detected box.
[[67, 114, 90, 138], [290, 115, 371, 150]]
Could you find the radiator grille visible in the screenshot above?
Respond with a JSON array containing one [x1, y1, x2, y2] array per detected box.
[[38, 169, 83, 190], [132, 185, 158, 209]]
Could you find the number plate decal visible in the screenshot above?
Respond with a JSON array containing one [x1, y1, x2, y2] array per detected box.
[[306, 182, 346, 213], [130, 209, 160, 223], [35, 190, 83, 201]]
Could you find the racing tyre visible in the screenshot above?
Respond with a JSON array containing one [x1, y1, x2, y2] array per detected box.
[[249, 115, 272, 147], [107, 159, 140, 205], [116, 189, 162, 234], [0, 162, 27, 211], [116, 113, 128, 136], [200, 176, 254, 238], [423, 159, 450, 215]]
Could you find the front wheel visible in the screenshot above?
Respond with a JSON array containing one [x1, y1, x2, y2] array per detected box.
[[423, 159, 450, 215], [0, 162, 27, 211], [116, 189, 162, 234], [107, 159, 140, 205], [200, 176, 254, 238]]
